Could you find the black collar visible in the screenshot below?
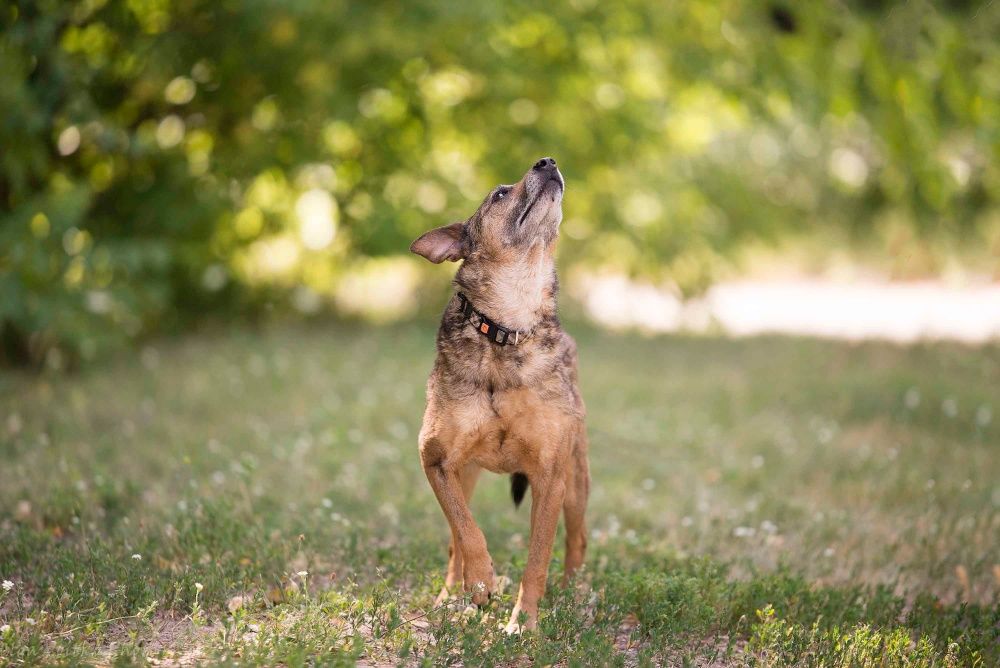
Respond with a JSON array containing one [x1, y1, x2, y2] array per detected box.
[[456, 292, 531, 346]]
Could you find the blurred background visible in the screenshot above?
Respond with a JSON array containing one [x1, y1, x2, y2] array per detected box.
[[3, 5, 1000, 662], [2, 0, 999, 367]]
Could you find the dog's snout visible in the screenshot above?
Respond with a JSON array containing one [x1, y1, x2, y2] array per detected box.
[[532, 157, 556, 171]]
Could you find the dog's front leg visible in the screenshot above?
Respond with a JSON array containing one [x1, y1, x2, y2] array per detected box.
[[506, 468, 566, 633], [436, 464, 481, 604], [420, 440, 494, 606]]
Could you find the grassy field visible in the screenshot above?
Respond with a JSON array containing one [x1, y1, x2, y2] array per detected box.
[[1, 321, 998, 666]]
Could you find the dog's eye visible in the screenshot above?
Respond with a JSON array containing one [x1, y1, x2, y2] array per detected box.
[[492, 188, 508, 203]]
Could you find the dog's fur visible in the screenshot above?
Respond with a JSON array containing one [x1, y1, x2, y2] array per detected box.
[[410, 157, 589, 633]]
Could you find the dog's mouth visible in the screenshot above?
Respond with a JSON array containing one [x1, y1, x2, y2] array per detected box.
[[515, 194, 540, 228], [550, 170, 565, 188], [515, 175, 563, 228], [545, 172, 565, 195]]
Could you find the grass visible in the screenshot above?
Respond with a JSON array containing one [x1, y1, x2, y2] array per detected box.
[[1, 320, 998, 666]]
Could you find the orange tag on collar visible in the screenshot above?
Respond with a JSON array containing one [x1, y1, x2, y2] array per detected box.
[[480, 323, 490, 334]]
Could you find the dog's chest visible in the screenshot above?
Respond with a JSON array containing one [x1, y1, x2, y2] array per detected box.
[[464, 386, 575, 474], [458, 339, 554, 393]]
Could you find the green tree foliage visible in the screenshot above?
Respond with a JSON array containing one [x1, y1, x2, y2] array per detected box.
[[2, 0, 998, 365]]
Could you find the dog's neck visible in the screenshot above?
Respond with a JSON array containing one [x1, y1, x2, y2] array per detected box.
[[455, 244, 557, 332]]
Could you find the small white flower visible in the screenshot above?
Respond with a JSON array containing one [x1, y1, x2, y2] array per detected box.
[[131, 554, 142, 561], [25, 618, 35, 626], [975, 405, 992, 428], [942, 398, 958, 418], [194, 582, 204, 592], [296, 570, 308, 578], [0, 624, 10, 634], [2, 580, 13, 591]]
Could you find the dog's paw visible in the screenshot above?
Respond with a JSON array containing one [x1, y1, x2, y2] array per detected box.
[[503, 611, 537, 635], [504, 599, 538, 634], [463, 561, 495, 606], [467, 577, 493, 607]]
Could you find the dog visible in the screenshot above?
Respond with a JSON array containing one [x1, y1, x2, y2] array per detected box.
[[409, 157, 590, 633]]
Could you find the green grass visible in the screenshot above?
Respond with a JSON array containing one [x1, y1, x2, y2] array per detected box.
[[1, 321, 998, 666]]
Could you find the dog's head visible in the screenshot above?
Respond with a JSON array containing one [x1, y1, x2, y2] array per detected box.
[[410, 157, 564, 264]]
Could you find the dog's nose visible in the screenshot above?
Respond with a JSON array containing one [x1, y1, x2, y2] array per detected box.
[[533, 157, 556, 171]]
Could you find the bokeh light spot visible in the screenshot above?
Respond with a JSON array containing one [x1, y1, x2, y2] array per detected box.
[[829, 148, 869, 189], [57, 126, 81, 156], [296, 189, 338, 251], [155, 115, 185, 148], [164, 76, 196, 105], [508, 99, 540, 125]]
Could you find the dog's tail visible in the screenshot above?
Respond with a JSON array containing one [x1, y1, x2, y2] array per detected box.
[[510, 473, 529, 508]]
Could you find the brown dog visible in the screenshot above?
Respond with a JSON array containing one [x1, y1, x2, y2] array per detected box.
[[410, 157, 589, 633]]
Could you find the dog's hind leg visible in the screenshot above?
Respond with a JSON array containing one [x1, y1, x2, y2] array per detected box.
[[506, 452, 568, 633], [562, 429, 590, 583], [435, 463, 480, 605]]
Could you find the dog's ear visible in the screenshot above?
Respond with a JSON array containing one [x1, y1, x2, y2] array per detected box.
[[409, 222, 466, 263]]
